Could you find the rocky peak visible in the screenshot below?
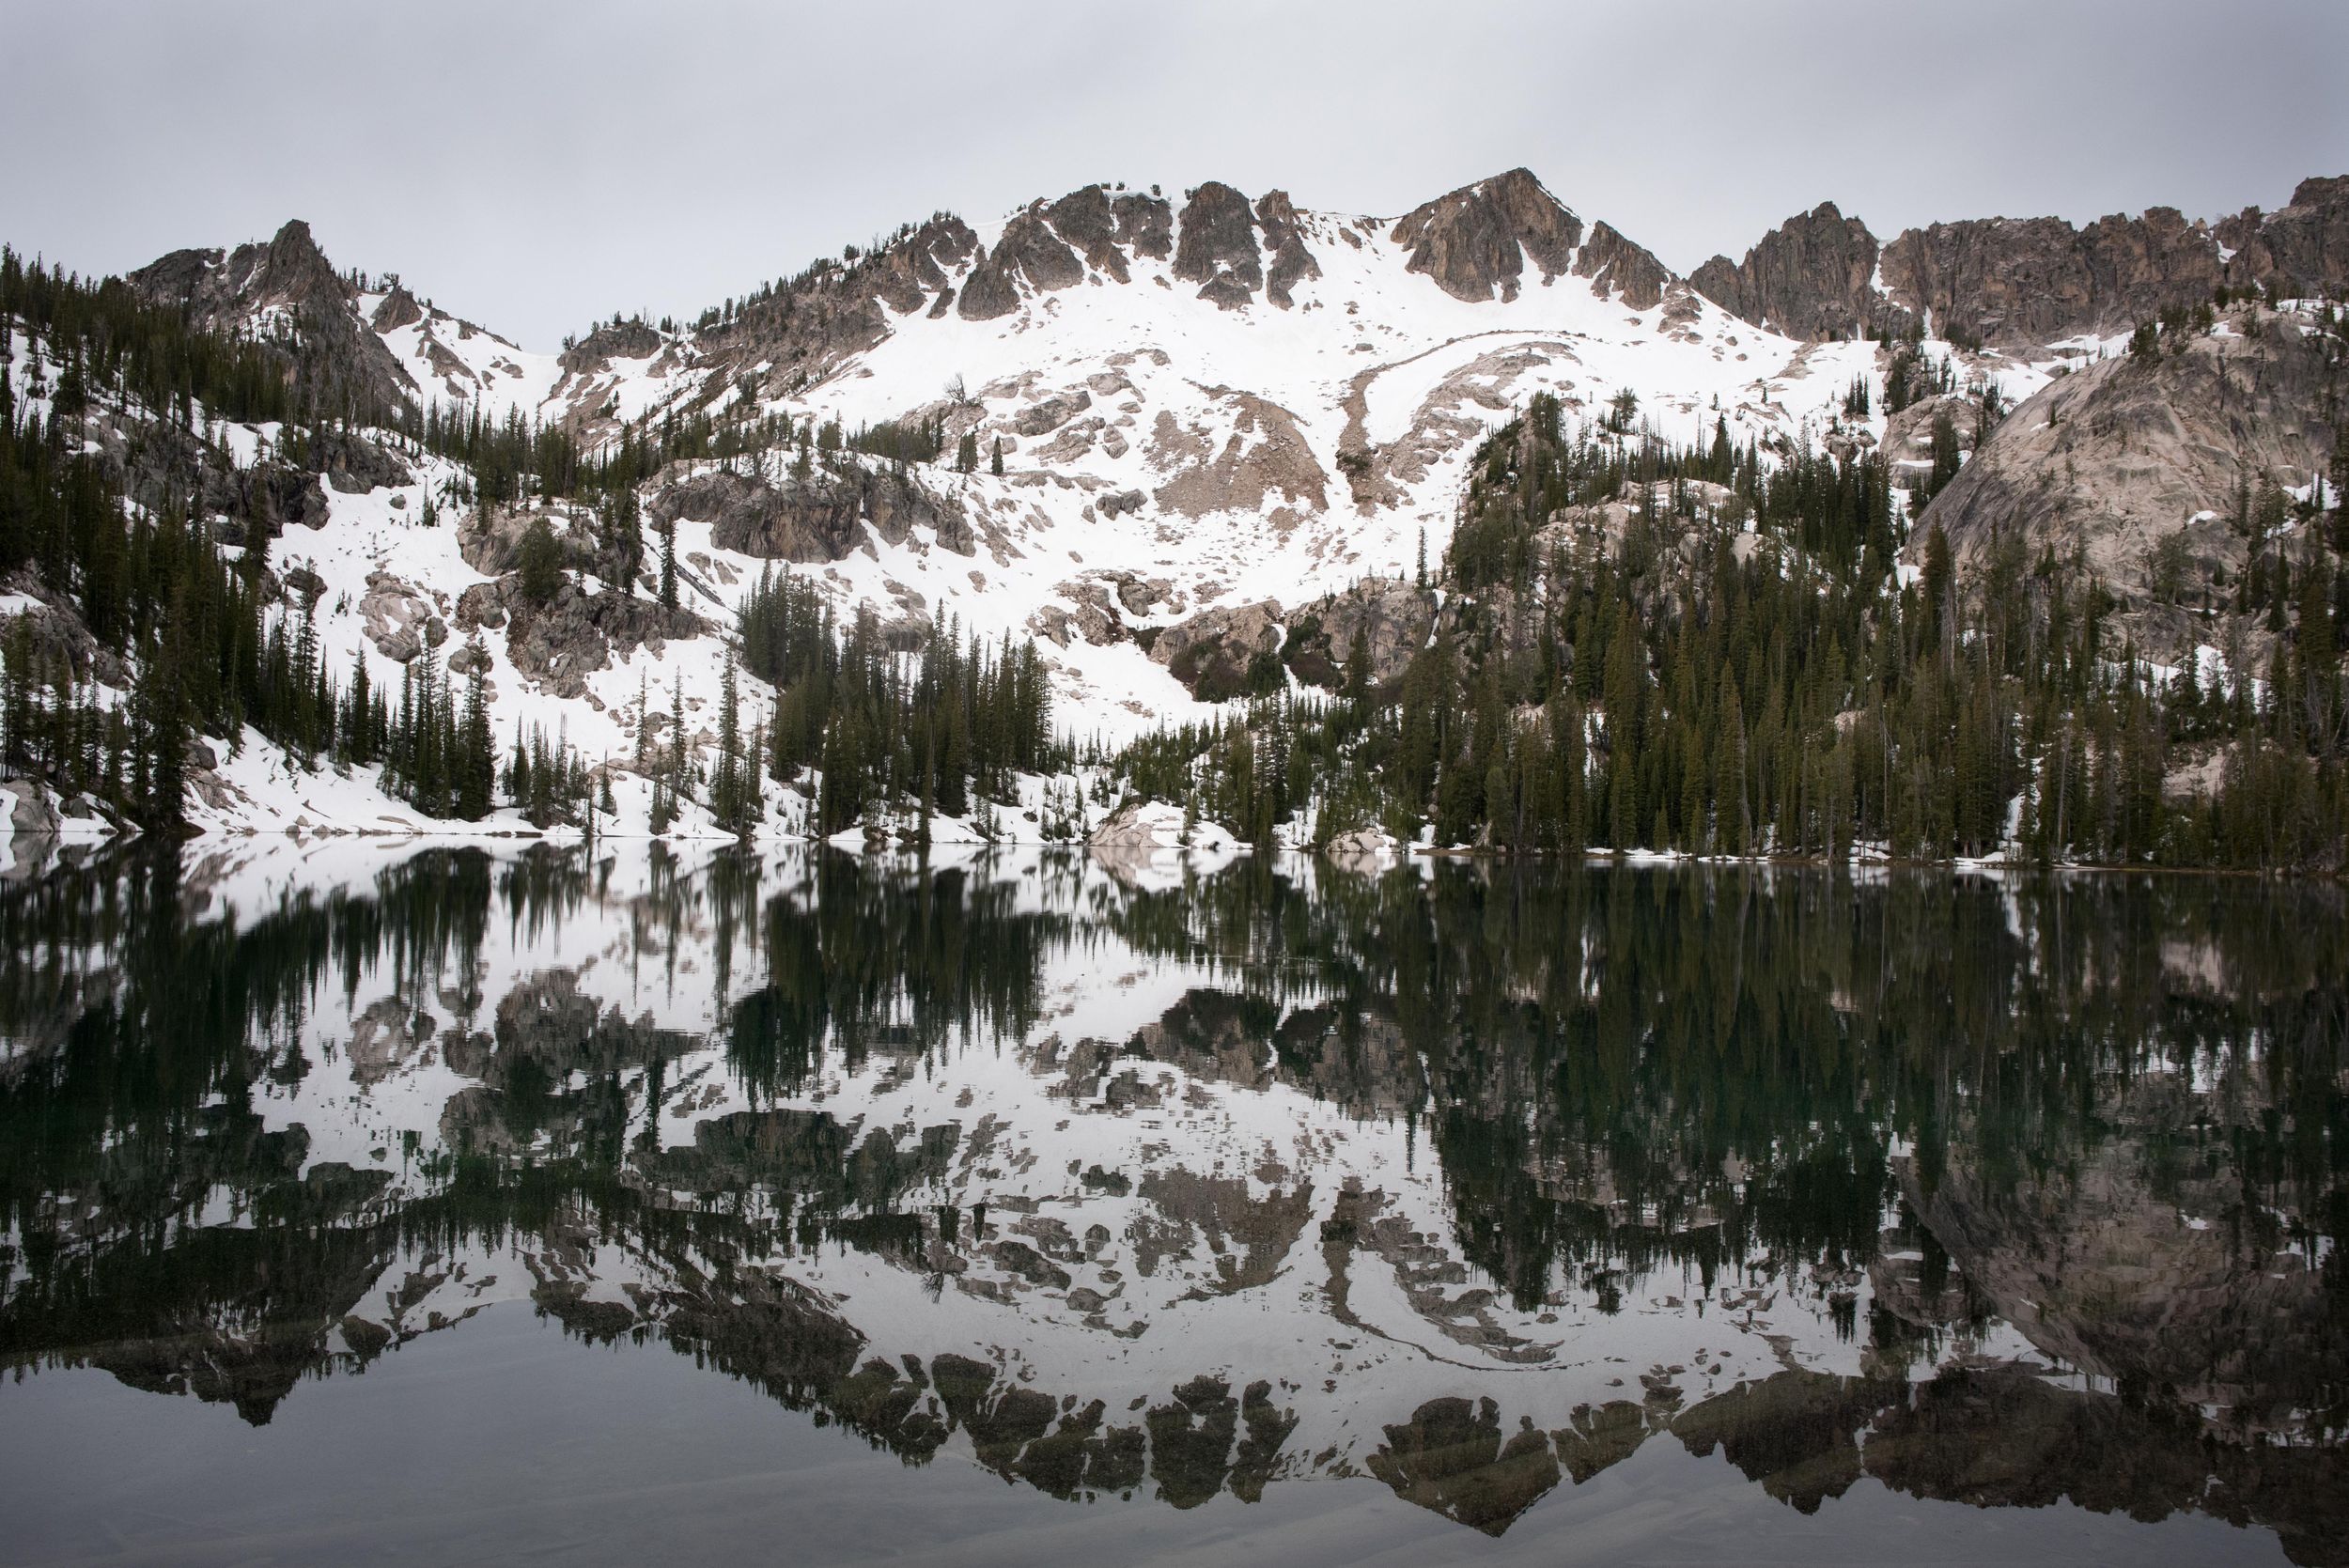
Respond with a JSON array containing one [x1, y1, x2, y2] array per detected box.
[[1688, 201, 1885, 340], [2216, 174, 2349, 300], [557, 317, 662, 376], [1569, 220, 1672, 310], [863, 214, 980, 315], [1388, 168, 1584, 303], [958, 203, 1086, 321], [1253, 190, 1320, 309], [958, 185, 1193, 318], [129, 218, 416, 417], [697, 213, 977, 392], [1044, 185, 1128, 281], [1173, 181, 1265, 309], [368, 284, 426, 334], [132, 217, 353, 326], [1877, 205, 2235, 346], [1112, 191, 1174, 259]]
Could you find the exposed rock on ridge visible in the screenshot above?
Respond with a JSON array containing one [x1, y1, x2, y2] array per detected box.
[[128, 219, 419, 418], [1690, 201, 1886, 340], [1911, 301, 2338, 646], [1389, 168, 1584, 303], [649, 466, 975, 564]]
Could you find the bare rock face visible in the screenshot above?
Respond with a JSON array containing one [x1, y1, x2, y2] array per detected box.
[[1881, 216, 2084, 343], [1112, 192, 1174, 259], [368, 286, 425, 334], [954, 256, 1020, 321], [1388, 168, 1584, 303], [871, 216, 979, 314], [312, 427, 413, 495], [713, 213, 978, 382], [649, 465, 972, 563], [1569, 220, 1672, 310], [2216, 175, 2349, 299], [129, 219, 418, 419], [1148, 393, 1328, 525], [1174, 182, 1264, 309], [1689, 201, 1885, 340], [1143, 600, 1283, 701], [359, 571, 443, 664], [1044, 185, 1129, 282], [557, 318, 661, 376], [1878, 206, 2230, 345], [1279, 579, 1435, 695], [957, 206, 1085, 320], [1912, 305, 2338, 627], [1027, 570, 1182, 647], [504, 582, 707, 701], [1253, 191, 1321, 308]]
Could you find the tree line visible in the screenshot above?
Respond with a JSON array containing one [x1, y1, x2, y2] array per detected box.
[[1118, 391, 2349, 871]]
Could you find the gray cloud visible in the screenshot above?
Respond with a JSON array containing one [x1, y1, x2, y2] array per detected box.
[[5, 0, 2343, 346]]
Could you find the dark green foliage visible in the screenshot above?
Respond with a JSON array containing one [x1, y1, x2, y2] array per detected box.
[[739, 567, 1056, 835], [516, 519, 563, 605], [1118, 402, 2349, 872]]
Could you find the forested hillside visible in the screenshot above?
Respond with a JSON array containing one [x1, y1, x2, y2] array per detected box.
[[1119, 335, 2349, 870], [0, 165, 2344, 867], [0, 247, 1060, 842]]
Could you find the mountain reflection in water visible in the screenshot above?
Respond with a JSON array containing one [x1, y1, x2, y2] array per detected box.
[[0, 842, 2342, 1562]]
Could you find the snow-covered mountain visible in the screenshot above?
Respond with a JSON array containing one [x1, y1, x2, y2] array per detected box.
[[9, 166, 2341, 840]]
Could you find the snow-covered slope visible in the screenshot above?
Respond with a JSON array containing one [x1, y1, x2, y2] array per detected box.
[[355, 172, 1914, 748], [15, 169, 2082, 837]]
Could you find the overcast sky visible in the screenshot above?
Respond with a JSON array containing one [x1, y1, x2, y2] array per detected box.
[[6, 0, 2342, 347]]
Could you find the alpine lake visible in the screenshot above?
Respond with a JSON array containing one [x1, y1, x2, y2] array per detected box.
[[0, 840, 2341, 1566]]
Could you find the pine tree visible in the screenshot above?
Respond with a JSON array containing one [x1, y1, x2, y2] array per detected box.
[[452, 651, 492, 818]]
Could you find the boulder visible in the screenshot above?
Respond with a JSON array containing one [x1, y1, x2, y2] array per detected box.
[[1280, 580, 1435, 696], [1013, 391, 1092, 437], [455, 582, 508, 631], [359, 571, 438, 664], [649, 464, 972, 563], [505, 581, 707, 700], [1143, 600, 1283, 701], [1088, 800, 1189, 852]]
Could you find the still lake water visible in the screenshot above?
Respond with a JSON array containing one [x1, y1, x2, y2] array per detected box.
[[0, 842, 2341, 1566]]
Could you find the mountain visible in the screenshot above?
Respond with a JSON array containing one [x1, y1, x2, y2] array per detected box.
[[0, 166, 2342, 856], [1692, 176, 2349, 346]]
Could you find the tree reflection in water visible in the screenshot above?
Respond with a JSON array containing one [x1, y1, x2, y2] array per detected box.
[[0, 844, 2341, 1560]]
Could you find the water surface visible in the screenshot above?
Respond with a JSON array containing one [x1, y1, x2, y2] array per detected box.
[[0, 844, 2341, 1565]]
